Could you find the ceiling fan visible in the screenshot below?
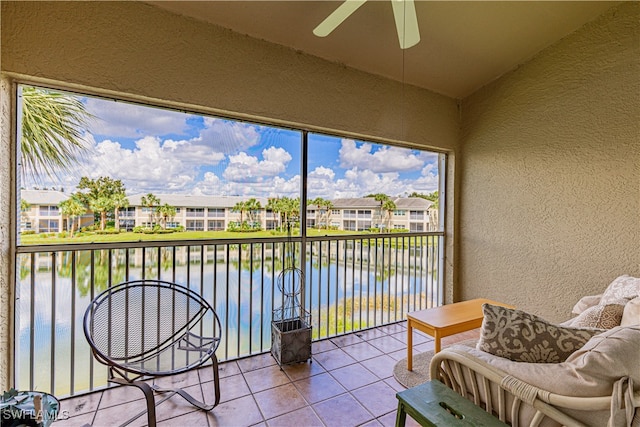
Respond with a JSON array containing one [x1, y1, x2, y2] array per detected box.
[[313, 0, 420, 49]]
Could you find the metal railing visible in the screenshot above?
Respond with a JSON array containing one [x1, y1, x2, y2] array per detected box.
[[14, 231, 443, 397]]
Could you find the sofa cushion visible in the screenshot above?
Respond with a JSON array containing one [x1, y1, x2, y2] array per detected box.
[[571, 294, 603, 315], [621, 296, 640, 326], [477, 304, 603, 363], [567, 303, 625, 329], [470, 325, 640, 398], [600, 275, 640, 304]]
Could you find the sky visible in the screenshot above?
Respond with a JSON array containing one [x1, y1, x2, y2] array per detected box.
[[23, 90, 440, 200]]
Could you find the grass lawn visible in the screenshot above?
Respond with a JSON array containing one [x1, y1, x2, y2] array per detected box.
[[19, 228, 362, 245]]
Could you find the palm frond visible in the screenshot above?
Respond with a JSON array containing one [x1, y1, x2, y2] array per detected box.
[[21, 86, 94, 182]]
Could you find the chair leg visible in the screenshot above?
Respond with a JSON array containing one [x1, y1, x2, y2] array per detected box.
[[211, 355, 221, 408], [110, 378, 157, 427], [150, 356, 221, 411]]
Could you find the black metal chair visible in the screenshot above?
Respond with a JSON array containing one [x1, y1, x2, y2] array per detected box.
[[83, 279, 221, 426]]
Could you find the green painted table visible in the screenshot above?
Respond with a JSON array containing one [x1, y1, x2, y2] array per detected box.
[[395, 380, 508, 427]]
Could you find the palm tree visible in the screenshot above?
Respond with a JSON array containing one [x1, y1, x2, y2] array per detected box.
[[111, 192, 129, 231], [244, 198, 262, 228], [232, 200, 247, 226], [140, 193, 160, 227], [20, 86, 93, 181], [59, 195, 86, 237], [381, 199, 397, 232], [310, 197, 333, 229], [89, 196, 114, 230], [20, 199, 31, 228], [371, 193, 390, 230], [157, 203, 177, 229], [285, 197, 300, 227], [266, 198, 283, 231]]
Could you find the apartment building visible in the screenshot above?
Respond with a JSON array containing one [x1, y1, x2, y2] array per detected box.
[[308, 197, 437, 232], [124, 194, 271, 231], [19, 189, 94, 233], [20, 190, 437, 233]]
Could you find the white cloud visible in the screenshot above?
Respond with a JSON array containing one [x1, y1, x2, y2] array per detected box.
[[339, 139, 424, 173], [23, 96, 439, 199], [193, 171, 300, 198], [199, 117, 261, 154], [85, 97, 195, 138], [43, 135, 216, 194], [223, 147, 292, 183]]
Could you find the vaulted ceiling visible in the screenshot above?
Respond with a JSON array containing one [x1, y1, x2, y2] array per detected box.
[[147, 1, 618, 98]]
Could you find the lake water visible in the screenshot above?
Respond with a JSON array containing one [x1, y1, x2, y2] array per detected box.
[[16, 239, 439, 396]]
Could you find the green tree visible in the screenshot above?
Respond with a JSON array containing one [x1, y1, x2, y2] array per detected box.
[[408, 191, 439, 209], [77, 176, 127, 230], [232, 200, 248, 226], [381, 199, 397, 232], [310, 197, 334, 229], [283, 197, 300, 227], [140, 193, 160, 227], [58, 194, 86, 237], [368, 193, 390, 229], [20, 86, 93, 181], [20, 199, 31, 228], [20, 199, 31, 212], [266, 198, 284, 231], [89, 196, 113, 230], [111, 192, 130, 231], [244, 198, 263, 228], [157, 203, 176, 229], [265, 196, 300, 231]]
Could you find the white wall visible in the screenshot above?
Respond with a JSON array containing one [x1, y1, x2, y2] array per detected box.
[[459, 2, 640, 321]]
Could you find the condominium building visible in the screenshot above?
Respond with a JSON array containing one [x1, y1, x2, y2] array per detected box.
[[19, 189, 93, 233], [19, 190, 438, 233]]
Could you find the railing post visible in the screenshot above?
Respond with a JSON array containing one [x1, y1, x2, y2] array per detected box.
[[14, 231, 443, 396], [299, 131, 308, 314]]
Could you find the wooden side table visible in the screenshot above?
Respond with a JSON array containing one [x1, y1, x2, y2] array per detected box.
[[406, 298, 514, 370], [395, 379, 508, 427]]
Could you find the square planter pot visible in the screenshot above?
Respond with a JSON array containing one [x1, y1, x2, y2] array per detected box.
[[271, 318, 312, 366]]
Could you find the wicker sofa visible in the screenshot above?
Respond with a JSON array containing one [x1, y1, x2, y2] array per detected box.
[[429, 275, 640, 427]]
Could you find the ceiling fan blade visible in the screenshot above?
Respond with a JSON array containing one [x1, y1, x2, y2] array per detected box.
[[313, 0, 368, 37], [391, 0, 420, 49]]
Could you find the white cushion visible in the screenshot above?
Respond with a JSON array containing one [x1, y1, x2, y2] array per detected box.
[[621, 296, 640, 326], [600, 275, 640, 304], [569, 303, 625, 329], [471, 325, 640, 397], [571, 294, 603, 315]]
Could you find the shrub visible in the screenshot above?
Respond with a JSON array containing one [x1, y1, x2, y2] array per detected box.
[[21, 230, 36, 235], [390, 228, 409, 233], [143, 228, 175, 234], [95, 228, 121, 235]]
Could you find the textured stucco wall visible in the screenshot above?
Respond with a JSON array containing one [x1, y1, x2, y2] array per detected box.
[[0, 1, 458, 151], [0, 1, 460, 390], [0, 78, 15, 393], [459, 2, 640, 322]]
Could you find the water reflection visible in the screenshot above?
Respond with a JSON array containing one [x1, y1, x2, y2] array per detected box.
[[16, 236, 439, 396]]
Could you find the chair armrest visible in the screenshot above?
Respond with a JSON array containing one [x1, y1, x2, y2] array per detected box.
[[429, 345, 611, 427]]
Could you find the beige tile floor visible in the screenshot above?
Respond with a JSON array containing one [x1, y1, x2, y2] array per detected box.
[[53, 321, 479, 427]]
